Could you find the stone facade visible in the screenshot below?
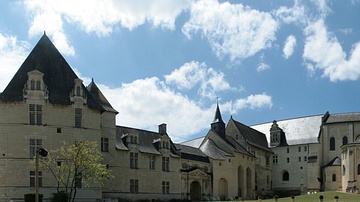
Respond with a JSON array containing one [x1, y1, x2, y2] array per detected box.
[[1, 34, 360, 201]]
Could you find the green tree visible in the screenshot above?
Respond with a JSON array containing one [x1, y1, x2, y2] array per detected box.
[[39, 141, 111, 202]]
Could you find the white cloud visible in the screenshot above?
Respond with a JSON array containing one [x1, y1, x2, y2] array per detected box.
[[274, 3, 306, 24], [0, 33, 29, 91], [182, 0, 278, 61], [25, 0, 75, 56], [257, 63, 270, 72], [97, 77, 214, 142], [303, 19, 360, 81], [23, 0, 190, 56], [96, 77, 273, 142], [165, 61, 233, 99], [232, 93, 273, 112], [283, 35, 297, 59]]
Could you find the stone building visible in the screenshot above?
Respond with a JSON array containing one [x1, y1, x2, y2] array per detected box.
[[0, 34, 359, 201]]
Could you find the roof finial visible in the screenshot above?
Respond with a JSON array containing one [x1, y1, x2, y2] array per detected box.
[[44, 30, 46, 35]]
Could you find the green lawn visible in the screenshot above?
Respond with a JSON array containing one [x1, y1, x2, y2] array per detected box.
[[240, 191, 360, 202]]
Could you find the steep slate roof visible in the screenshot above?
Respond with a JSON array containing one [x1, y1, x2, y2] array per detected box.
[[200, 138, 233, 160], [87, 79, 118, 113], [325, 112, 360, 124], [225, 135, 256, 155], [175, 144, 210, 163], [231, 118, 271, 152], [251, 115, 323, 145], [213, 102, 225, 124], [116, 126, 179, 156], [0, 33, 104, 111]]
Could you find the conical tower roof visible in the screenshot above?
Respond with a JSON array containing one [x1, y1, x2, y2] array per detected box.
[[87, 79, 118, 114], [212, 102, 224, 124]]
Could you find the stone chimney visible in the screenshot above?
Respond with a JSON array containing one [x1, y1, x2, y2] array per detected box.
[[159, 123, 167, 135]]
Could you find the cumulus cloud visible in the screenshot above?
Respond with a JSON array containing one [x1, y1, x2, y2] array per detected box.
[[303, 19, 360, 81], [165, 61, 233, 99], [226, 93, 272, 114], [283, 35, 297, 59], [0, 33, 29, 91], [97, 77, 214, 142], [182, 0, 278, 61], [23, 0, 190, 56], [96, 77, 272, 142]]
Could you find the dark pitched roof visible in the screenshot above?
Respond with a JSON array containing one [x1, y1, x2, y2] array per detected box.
[[325, 112, 360, 124], [231, 118, 271, 152], [225, 135, 258, 155], [175, 144, 210, 163], [0, 33, 104, 111], [116, 126, 179, 156], [87, 79, 118, 113]]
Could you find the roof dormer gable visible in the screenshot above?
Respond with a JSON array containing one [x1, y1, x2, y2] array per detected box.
[[23, 70, 48, 101], [70, 78, 87, 105]]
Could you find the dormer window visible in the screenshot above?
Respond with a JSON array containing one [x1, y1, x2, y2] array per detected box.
[[24, 70, 48, 100], [76, 86, 81, 96], [30, 80, 35, 90], [70, 78, 87, 105]]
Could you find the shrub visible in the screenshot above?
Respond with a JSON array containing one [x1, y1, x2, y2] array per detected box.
[[50, 191, 68, 202], [24, 193, 43, 202]]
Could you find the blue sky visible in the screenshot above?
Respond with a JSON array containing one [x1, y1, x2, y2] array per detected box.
[[0, 0, 360, 142]]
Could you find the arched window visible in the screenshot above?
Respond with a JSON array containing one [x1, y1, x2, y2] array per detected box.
[[330, 137, 335, 151], [332, 174, 336, 181], [282, 171, 289, 181], [358, 164, 360, 175], [343, 136, 348, 145]]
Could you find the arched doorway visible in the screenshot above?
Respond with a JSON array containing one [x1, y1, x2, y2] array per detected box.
[[190, 181, 201, 200], [238, 166, 244, 198], [218, 178, 228, 198], [246, 167, 252, 199]]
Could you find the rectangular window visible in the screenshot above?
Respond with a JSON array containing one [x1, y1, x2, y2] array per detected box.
[[30, 171, 42, 187], [298, 147, 301, 152], [101, 137, 109, 152], [266, 156, 270, 166], [130, 179, 139, 193], [29, 139, 42, 158], [287, 158, 290, 163], [287, 148, 289, 153], [149, 155, 155, 170], [304, 146, 307, 152], [298, 157, 301, 162], [272, 155, 278, 164], [130, 152, 138, 169], [162, 157, 169, 171], [29, 104, 42, 125], [304, 156, 307, 162], [74, 108, 82, 128], [162, 181, 170, 194]]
